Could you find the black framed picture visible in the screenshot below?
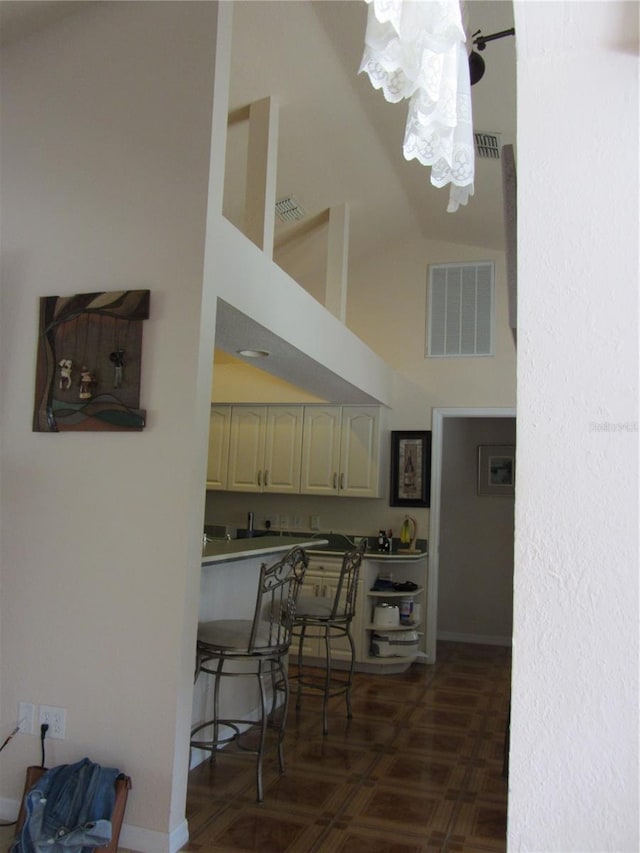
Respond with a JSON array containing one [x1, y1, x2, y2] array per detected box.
[[390, 431, 431, 507]]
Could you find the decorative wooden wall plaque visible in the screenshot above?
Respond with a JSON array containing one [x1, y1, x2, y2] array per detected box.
[[33, 290, 150, 432]]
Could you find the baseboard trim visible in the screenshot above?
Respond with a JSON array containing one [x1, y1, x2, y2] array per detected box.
[[437, 631, 512, 647], [0, 795, 19, 823], [119, 818, 189, 853], [1, 796, 189, 853]]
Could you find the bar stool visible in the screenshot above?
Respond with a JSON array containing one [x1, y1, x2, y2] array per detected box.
[[190, 546, 308, 802], [292, 540, 366, 734]]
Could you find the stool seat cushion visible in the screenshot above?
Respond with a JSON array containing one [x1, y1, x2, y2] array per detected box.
[[198, 619, 286, 653], [295, 595, 337, 620]]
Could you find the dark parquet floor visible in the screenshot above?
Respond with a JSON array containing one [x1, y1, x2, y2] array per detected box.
[[181, 641, 511, 853]]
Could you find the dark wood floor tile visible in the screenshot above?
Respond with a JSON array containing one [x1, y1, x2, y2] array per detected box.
[[353, 680, 430, 704], [406, 707, 482, 733], [347, 695, 412, 722], [462, 766, 508, 805], [179, 643, 510, 853], [371, 752, 467, 796], [189, 805, 328, 852], [261, 767, 359, 815], [322, 716, 404, 746], [422, 690, 490, 711], [286, 735, 379, 777], [315, 824, 435, 852], [435, 675, 494, 694], [393, 727, 476, 759], [346, 787, 456, 835], [450, 802, 507, 849]]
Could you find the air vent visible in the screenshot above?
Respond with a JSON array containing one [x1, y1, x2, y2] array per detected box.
[[474, 132, 503, 159], [275, 196, 306, 223], [426, 262, 495, 357]]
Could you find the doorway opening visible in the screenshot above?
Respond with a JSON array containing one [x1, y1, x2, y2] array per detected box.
[[426, 407, 516, 663]]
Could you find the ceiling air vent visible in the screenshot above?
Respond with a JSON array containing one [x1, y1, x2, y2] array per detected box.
[[275, 196, 306, 223], [474, 132, 503, 159]]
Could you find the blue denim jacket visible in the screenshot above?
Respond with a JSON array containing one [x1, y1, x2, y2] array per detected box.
[[11, 757, 121, 853]]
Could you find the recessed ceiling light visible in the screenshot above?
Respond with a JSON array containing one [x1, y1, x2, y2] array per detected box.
[[237, 349, 270, 358]]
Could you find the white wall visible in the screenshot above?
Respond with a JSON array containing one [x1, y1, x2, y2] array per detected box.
[[0, 3, 401, 847], [348, 236, 516, 410], [438, 417, 515, 644], [0, 3, 219, 847], [2, 2, 637, 851], [510, 2, 639, 850]]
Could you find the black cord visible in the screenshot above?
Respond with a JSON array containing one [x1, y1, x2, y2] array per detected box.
[[40, 723, 48, 769], [0, 723, 50, 830]]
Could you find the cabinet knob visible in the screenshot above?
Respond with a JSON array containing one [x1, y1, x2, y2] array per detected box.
[[257, 470, 262, 487], [340, 472, 345, 490], [333, 473, 337, 490], [264, 470, 269, 486]]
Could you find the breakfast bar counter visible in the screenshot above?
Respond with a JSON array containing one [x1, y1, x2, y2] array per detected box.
[[192, 535, 328, 768], [201, 535, 328, 566]]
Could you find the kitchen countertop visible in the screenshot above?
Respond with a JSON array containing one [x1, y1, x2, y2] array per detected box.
[[201, 536, 328, 566], [304, 534, 428, 560], [306, 546, 427, 561]]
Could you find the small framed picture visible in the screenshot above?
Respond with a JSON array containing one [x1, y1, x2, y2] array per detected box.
[[478, 445, 516, 496], [390, 431, 431, 507]]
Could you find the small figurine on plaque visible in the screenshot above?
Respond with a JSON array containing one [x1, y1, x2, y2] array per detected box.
[[58, 359, 73, 390], [109, 348, 125, 389], [79, 367, 96, 400]]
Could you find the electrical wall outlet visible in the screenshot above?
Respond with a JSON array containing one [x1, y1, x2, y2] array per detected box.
[[310, 515, 320, 530], [18, 702, 36, 735], [39, 705, 66, 739], [280, 515, 289, 529]]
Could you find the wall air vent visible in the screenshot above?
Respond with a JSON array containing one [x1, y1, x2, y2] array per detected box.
[[474, 132, 503, 159], [427, 261, 495, 357], [275, 196, 306, 223]]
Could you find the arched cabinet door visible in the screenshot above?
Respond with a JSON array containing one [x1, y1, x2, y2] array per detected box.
[[206, 406, 231, 491], [338, 406, 380, 498]]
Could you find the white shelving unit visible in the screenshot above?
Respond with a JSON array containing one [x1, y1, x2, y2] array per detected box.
[[364, 583, 425, 669], [366, 587, 424, 630], [301, 549, 428, 673]]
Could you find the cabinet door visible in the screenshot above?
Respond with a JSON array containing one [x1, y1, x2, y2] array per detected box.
[[227, 406, 266, 492], [300, 406, 341, 495], [263, 406, 303, 494], [206, 406, 231, 490], [339, 406, 380, 498]]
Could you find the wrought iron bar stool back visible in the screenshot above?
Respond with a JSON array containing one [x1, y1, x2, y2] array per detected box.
[[190, 546, 308, 802], [292, 540, 366, 734]]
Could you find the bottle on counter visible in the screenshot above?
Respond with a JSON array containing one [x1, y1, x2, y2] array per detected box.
[[377, 529, 391, 552]]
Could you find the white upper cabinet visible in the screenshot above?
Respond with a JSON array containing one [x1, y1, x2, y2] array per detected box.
[[263, 406, 304, 493], [339, 406, 380, 498], [206, 406, 231, 490], [209, 404, 381, 497], [300, 406, 380, 498], [299, 406, 342, 496], [227, 405, 303, 493]]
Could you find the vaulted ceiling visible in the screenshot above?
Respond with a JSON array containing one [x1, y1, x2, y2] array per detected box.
[[224, 1, 516, 261], [1, 1, 517, 399]]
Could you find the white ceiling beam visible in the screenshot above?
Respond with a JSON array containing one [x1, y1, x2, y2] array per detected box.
[[325, 203, 350, 323], [244, 96, 278, 258]]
